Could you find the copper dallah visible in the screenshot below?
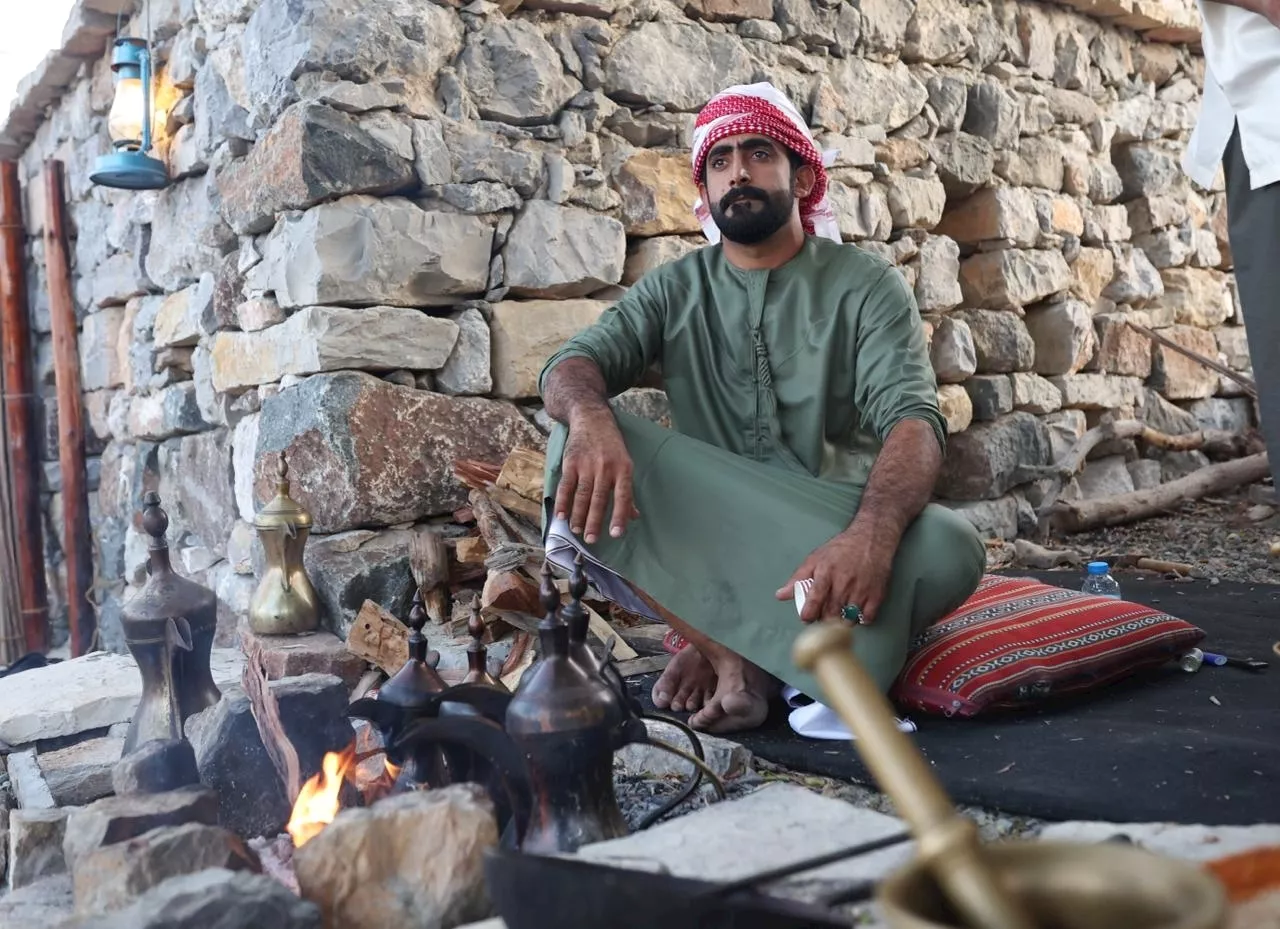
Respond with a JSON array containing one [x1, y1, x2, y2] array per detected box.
[[248, 453, 320, 635], [359, 556, 723, 853], [792, 620, 1228, 929], [120, 493, 222, 755]]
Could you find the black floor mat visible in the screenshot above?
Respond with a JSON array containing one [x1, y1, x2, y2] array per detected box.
[[627, 572, 1280, 825]]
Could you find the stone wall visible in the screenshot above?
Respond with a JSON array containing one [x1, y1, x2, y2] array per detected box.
[[0, 0, 1254, 649]]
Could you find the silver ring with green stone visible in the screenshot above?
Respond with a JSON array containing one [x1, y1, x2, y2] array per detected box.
[[840, 604, 862, 623]]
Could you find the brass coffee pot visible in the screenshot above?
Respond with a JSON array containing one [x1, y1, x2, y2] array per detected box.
[[793, 621, 1228, 929], [248, 453, 320, 635], [121, 492, 222, 755]]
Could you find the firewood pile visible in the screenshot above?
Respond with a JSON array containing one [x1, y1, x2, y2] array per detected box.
[[343, 446, 664, 694]]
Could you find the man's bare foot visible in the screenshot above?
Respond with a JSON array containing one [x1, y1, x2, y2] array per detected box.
[[652, 644, 717, 713], [688, 647, 776, 734]]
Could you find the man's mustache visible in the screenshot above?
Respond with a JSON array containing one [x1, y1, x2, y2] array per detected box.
[[720, 187, 770, 208]]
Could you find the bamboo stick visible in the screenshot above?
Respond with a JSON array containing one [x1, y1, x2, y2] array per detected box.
[[42, 160, 95, 656], [0, 160, 48, 656]]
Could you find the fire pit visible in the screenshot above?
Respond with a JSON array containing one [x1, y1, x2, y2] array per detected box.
[[228, 551, 726, 929]]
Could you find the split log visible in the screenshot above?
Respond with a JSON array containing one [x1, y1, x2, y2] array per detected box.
[[458, 452, 543, 523], [347, 599, 411, 675], [481, 570, 542, 615], [449, 562, 488, 586], [496, 446, 548, 502], [615, 622, 671, 654], [470, 489, 514, 550], [500, 631, 535, 690], [483, 541, 545, 575], [409, 528, 449, 624], [454, 537, 489, 564], [454, 459, 502, 491], [242, 639, 303, 803], [489, 493, 542, 545], [1128, 321, 1257, 398], [1048, 452, 1270, 533], [583, 602, 638, 661], [614, 654, 671, 677]]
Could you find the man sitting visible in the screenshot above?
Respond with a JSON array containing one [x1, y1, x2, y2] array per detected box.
[[537, 82, 986, 734]]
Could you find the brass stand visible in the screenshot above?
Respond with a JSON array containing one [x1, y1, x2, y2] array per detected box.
[[794, 620, 1227, 929]]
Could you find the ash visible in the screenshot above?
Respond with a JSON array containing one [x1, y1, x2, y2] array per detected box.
[[615, 767, 769, 831], [615, 757, 1042, 844], [249, 834, 299, 895]]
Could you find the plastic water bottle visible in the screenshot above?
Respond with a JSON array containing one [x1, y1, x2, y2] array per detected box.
[[1081, 561, 1121, 598]]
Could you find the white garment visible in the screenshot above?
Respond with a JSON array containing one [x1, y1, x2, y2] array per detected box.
[[1183, 1, 1280, 190]]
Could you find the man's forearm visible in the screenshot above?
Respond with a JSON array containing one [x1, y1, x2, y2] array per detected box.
[[542, 356, 613, 426], [845, 418, 942, 543]]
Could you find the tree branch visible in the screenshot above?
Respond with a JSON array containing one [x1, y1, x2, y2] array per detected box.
[[1047, 452, 1270, 533]]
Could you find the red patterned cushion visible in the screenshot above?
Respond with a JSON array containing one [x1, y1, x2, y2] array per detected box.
[[889, 574, 1206, 718]]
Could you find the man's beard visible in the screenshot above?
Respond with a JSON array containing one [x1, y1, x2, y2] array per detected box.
[[709, 185, 794, 245]]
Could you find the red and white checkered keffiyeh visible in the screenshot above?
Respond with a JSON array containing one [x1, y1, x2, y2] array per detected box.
[[690, 82, 841, 244]]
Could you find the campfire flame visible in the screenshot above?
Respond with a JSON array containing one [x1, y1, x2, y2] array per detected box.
[[286, 739, 404, 848], [287, 744, 357, 847]]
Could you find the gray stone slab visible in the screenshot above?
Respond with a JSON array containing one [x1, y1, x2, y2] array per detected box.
[[6, 751, 55, 810], [7, 808, 70, 890], [38, 736, 124, 807], [575, 783, 914, 887], [0, 649, 245, 745], [616, 719, 752, 781]]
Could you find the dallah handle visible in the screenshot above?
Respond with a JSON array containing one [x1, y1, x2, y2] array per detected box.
[[793, 620, 1037, 929]]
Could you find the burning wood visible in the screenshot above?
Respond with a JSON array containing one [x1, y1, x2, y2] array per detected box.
[[285, 736, 402, 849]]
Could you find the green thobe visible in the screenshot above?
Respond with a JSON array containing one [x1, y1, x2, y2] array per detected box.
[[537, 234, 985, 702]]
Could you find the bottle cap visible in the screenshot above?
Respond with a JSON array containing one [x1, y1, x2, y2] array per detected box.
[[1086, 561, 1110, 574]]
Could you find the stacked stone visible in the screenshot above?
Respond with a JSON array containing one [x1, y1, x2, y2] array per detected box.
[[0, 0, 1253, 647]]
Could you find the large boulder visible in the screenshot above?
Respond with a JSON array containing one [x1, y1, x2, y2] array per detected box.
[[240, 0, 464, 128], [252, 372, 545, 532], [248, 196, 494, 309]]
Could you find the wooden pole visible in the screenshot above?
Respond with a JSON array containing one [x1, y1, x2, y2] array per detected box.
[[0, 160, 49, 654], [42, 160, 95, 657]]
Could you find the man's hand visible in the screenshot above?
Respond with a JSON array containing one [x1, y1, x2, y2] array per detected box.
[[775, 528, 895, 625], [554, 408, 640, 544]]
